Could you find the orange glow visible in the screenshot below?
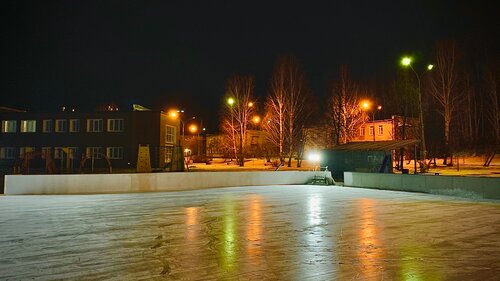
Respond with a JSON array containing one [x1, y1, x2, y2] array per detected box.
[[252, 115, 261, 124], [189, 124, 198, 134], [361, 100, 372, 111], [248, 102, 254, 107], [186, 207, 198, 226], [377, 105, 382, 110], [246, 195, 262, 264], [185, 207, 199, 242], [168, 110, 179, 119], [357, 198, 382, 279]]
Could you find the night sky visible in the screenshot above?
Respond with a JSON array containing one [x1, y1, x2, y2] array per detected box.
[[1, 1, 497, 131]]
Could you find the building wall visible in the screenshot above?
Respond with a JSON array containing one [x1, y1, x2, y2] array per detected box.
[[321, 150, 392, 179], [353, 119, 395, 142], [0, 110, 179, 173]]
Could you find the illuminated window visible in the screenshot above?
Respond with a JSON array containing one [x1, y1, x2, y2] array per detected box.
[[55, 119, 67, 132], [165, 125, 176, 144], [378, 125, 384, 135], [86, 147, 103, 158], [0, 147, 17, 159], [20, 120, 36, 132], [2, 120, 17, 133], [69, 119, 80, 132], [43, 120, 53, 133], [67, 147, 78, 159], [19, 147, 35, 157], [106, 147, 123, 159], [369, 126, 374, 136], [360, 126, 365, 137], [87, 119, 103, 132], [107, 119, 124, 132], [54, 147, 78, 159]]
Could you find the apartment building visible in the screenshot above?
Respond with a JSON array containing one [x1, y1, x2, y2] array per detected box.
[[0, 107, 180, 172]]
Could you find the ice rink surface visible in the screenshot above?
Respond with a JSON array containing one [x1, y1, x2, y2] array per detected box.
[[1, 185, 499, 280]]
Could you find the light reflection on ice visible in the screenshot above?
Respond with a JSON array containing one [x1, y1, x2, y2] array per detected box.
[[185, 206, 199, 241], [308, 194, 322, 226], [245, 195, 262, 265], [357, 198, 383, 279], [221, 197, 236, 271], [0, 186, 499, 280]]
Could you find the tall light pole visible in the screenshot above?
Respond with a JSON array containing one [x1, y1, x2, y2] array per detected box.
[[227, 97, 236, 161], [190, 117, 204, 158], [401, 56, 434, 170], [176, 109, 186, 145]]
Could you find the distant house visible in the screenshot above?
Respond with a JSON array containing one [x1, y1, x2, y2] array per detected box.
[[0, 106, 180, 173], [205, 129, 266, 159], [353, 115, 420, 142]]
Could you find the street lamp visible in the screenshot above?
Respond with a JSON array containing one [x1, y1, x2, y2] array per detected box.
[[401, 56, 434, 170], [189, 124, 198, 134], [168, 109, 186, 145], [362, 100, 371, 112]]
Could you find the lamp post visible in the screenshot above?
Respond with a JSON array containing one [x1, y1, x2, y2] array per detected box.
[[226, 97, 236, 161], [190, 117, 204, 158], [176, 109, 186, 145], [401, 56, 434, 171]]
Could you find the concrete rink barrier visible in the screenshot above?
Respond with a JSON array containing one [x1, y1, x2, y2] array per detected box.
[[4, 171, 331, 195], [344, 172, 500, 200]]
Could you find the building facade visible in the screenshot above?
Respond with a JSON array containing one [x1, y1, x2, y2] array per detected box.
[[353, 115, 420, 142], [0, 108, 180, 173], [353, 119, 395, 142]]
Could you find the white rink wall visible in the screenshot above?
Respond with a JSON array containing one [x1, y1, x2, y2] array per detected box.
[[344, 172, 500, 200], [4, 171, 330, 195]]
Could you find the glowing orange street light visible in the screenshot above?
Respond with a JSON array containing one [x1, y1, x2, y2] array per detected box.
[[189, 124, 198, 134], [168, 110, 179, 119], [361, 100, 372, 111], [252, 115, 261, 124], [248, 102, 254, 107], [377, 105, 382, 110]]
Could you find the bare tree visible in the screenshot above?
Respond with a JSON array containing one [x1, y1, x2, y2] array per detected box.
[[328, 65, 368, 144], [390, 70, 419, 169], [264, 64, 286, 162], [484, 63, 499, 145], [283, 56, 310, 167], [264, 55, 311, 167], [221, 75, 255, 166], [457, 72, 480, 146], [429, 40, 462, 164]]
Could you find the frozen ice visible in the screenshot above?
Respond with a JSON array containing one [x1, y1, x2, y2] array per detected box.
[[0, 185, 499, 280]]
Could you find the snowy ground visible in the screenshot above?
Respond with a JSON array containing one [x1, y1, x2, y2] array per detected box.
[[1, 185, 499, 280], [188, 156, 500, 178]]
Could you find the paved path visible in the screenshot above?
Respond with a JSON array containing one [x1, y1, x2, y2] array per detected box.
[[1, 186, 499, 280]]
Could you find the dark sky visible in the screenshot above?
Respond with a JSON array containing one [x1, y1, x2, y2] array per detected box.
[[1, 0, 497, 131]]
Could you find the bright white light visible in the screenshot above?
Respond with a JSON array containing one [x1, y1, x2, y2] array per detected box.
[[308, 152, 321, 162]]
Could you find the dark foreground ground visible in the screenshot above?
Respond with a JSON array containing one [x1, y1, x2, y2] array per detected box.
[[1, 185, 499, 280]]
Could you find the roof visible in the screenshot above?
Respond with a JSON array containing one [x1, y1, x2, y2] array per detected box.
[[330, 139, 420, 151], [0, 106, 26, 112]]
